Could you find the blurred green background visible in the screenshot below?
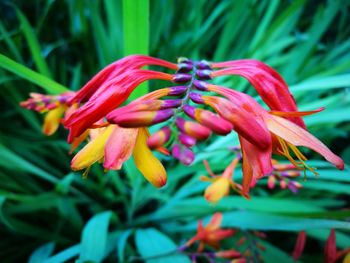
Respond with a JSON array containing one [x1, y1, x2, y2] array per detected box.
[[0, 0, 349, 262]]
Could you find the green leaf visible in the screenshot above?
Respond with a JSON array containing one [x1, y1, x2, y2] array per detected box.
[[260, 240, 295, 263], [171, 211, 350, 232], [15, 7, 52, 77], [290, 74, 350, 92], [29, 242, 55, 263], [221, 211, 350, 231], [117, 229, 132, 262], [78, 211, 113, 263], [0, 144, 59, 184], [135, 228, 191, 263], [152, 196, 334, 220], [44, 245, 81, 263], [0, 53, 68, 94]]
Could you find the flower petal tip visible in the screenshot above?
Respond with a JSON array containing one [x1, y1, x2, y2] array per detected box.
[[153, 176, 167, 188]]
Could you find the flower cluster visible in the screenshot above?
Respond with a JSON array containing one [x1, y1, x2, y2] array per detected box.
[[267, 160, 302, 193], [181, 212, 266, 262], [21, 55, 344, 195]]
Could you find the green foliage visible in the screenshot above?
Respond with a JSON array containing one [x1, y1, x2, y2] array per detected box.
[[0, 0, 349, 262]]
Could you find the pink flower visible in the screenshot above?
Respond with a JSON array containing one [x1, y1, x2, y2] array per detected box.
[[21, 55, 344, 192]]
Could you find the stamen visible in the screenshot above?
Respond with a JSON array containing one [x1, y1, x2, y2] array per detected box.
[[276, 137, 319, 177], [288, 143, 319, 177], [277, 137, 301, 168], [82, 166, 91, 179]]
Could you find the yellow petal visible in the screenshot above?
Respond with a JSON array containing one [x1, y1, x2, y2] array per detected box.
[[204, 177, 230, 203], [71, 125, 114, 171], [133, 128, 167, 187], [42, 106, 66, 135]]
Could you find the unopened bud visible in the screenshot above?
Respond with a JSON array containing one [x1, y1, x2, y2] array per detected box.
[[173, 74, 192, 83], [172, 144, 195, 165], [147, 127, 172, 149]]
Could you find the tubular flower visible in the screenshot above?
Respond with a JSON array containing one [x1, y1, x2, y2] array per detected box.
[[192, 81, 344, 195], [184, 212, 236, 252], [20, 92, 75, 135], [71, 124, 167, 187], [21, 55, 344, 192], [211, 59, 306, 128], [200, 157, 244, 202]]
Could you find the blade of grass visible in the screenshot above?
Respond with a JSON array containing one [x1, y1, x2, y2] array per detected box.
[[15, 7, 52, 78], [0, 53, 68, 94], [123, 0, 149, 100]]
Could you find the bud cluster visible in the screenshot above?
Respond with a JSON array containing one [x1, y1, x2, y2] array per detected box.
[[136, 57, 231, 165]]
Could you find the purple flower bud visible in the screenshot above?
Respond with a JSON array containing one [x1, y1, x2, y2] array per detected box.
[[169, 86, 188, 96], [179, 133, 196, 147], [58, 95, 68, 104], [182, 105, 196, 118], [172, 144, 181, 158], [177, 63, 193, 73], [193, 80, 209, 91], [189, 92, 204, 104], [173, 74, 192, 83], [196, 70, 212, 80], [108, 109, 174, 127], [42, 97, 51, 105], [161, 99, 182, 109], [153, 109, 175, 123], [196, 60, 211, 70], [172, 144, 195, 165], [287, 181, 299, 193]]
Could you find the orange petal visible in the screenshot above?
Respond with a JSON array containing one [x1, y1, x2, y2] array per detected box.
[[203, 160, 218, 177], [239, 136, 273, 179], [207, 229, 236, 243], [132, 128, 167, 187], [269, 107, 324, 117], [155, 146, 170, 155], [104, 127, 138, 170], [241, 146, 253, 198], [207, 212, 223, 231], [264, 114, 344, 170], [70, 129, 90, 154]]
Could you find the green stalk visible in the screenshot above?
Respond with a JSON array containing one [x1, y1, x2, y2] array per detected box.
[[122, 0, 149, 99]]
